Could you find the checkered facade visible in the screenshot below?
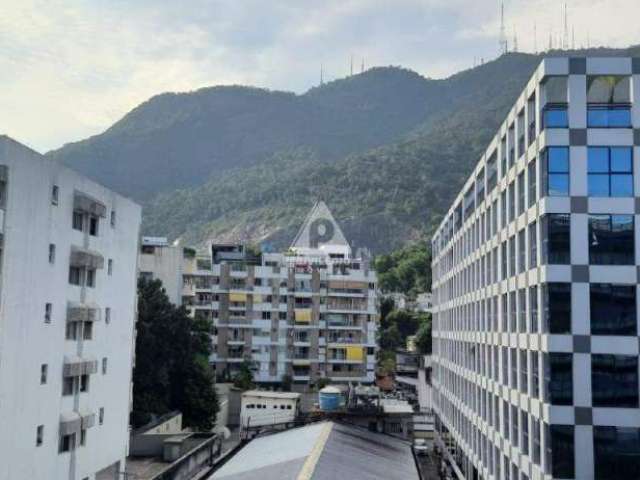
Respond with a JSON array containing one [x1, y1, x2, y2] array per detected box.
[[431, 57, 640, 480]]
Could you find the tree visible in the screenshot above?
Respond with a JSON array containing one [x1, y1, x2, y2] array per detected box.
[[378, 323, 402, 351], [132, 278, 219, 431], [415, 314, 432, 355], [232, 360, 255, 390]]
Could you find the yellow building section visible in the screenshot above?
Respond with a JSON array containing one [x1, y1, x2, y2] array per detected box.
[[229, 292, 247, 302], [294, 309, 312, 323], [346, 346, 364, 361]]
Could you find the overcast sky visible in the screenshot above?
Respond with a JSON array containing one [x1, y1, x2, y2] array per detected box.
[[1, 0, 639, 152]]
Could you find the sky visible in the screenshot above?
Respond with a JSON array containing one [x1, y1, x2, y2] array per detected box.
[[1, 0, 639, 152]]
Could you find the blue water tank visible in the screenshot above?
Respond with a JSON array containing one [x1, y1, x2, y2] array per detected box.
[[319, 386, 341, 411]]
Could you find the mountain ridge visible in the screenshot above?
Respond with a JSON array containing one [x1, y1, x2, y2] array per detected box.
[[48, 46, 640, 253]]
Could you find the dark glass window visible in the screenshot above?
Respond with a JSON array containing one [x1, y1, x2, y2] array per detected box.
[[550, 425, 575, 478], [528, 159, 537, 207], [594, 427, 640, 480], [543, 214, 570, 264], [545, 283, 571, 334], [588, 147, 633, 197], [548, 353, 573, 405], [517, 172, 525, 216], [543, 105, 568, 128], [529, 286, 539, 333], [72, 210, 83, 231], [529, 221, 538, 268], [589, 214, 635, 265], [592, 354, 639, 408], [508, 183, 515, 222], [545, 147, 569, 196], [590, 284, 636, 335]]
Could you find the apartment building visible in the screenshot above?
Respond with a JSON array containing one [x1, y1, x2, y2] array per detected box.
[[0, 136, 141, 480], [139, 201, 378, 386], [430, 57, 640, 480]]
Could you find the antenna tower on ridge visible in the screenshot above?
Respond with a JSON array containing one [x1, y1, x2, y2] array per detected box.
[[499, 2, 508, 54]]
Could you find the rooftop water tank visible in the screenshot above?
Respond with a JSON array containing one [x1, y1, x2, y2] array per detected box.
[[319, 386, 341, 411]]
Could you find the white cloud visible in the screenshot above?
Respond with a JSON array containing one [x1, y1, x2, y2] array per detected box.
[[0, 0, 638, 152]]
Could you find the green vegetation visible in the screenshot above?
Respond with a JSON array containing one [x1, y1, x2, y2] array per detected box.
[[374, 241, 431, 298], [232, 361, 256, 391], [132, 278, 218, 431]]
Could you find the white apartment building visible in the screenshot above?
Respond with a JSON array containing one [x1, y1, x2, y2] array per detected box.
[[431, 57, 640, 480], [0, 136, 141, 480], [139, 201, 378, 386]]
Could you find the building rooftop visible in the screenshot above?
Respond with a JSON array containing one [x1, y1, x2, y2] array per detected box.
[[209, 421, 419, 480], [242, 390, 301, 400]]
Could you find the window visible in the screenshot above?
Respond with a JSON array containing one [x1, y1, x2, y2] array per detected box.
[[62, 377, 74, 396], [517, 172, 525, 216], [511, 348, 518, 389], [543, 214, 570, 264], [99, 407, 104, 425], [48, 243, 55, 264], [89, 216, 99, 236], [543, 104, 568, 128], [69, 267, 81, 286], [587, 75, 631, 128], [105, 307, 111, 324], [102, 357, 108, 374], [72, 211, 83, 231], [528, 159, 537, 207], [518, 229, 526, 273], [532, 419, 541, 465], [107, 259, 113, 275], [592, 354, 639, 408], [80, 374, 89, 392], [40, 364, 48, 384], [528, 221, 537, 268], [531, 351, 540, 398], [529, 286, 539, 333], [594, 426, 640, 480], [44, 303, 52, 324], [548, 353, 573, 405], [508, 183, 515, 222], [590, 284, 636, 335], [518, 289, 527, 332], [511, 405, 519, 447], [66, 322, 78, 340], [59, 433, 76, 453], [520, 350, 528, 394], [83, 322, 93, 340], [80, 429, 86, 446], [545, 283, 571, 334], [588, 147, 633, 197], [541, 76, 568, 128], [550, 425, 575, 478], [589, 214, 635, 265], [36, 425, 44, 446], [544, 147, 569, 196], [51, 185, 59, 205], [86, 269, 96, 288], [110, 210, 116, 227]]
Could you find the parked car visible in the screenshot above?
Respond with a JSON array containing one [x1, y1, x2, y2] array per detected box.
[[413, 438, 428, 456]]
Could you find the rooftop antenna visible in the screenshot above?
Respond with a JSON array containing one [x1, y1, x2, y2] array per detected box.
[[548, 30, 553, 51], [350, 54, 354, 76], [513, 26, 518, 53], [320, 64, 324, 86], [499, 2, 508, 54], [361, 58, 364, 73]]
